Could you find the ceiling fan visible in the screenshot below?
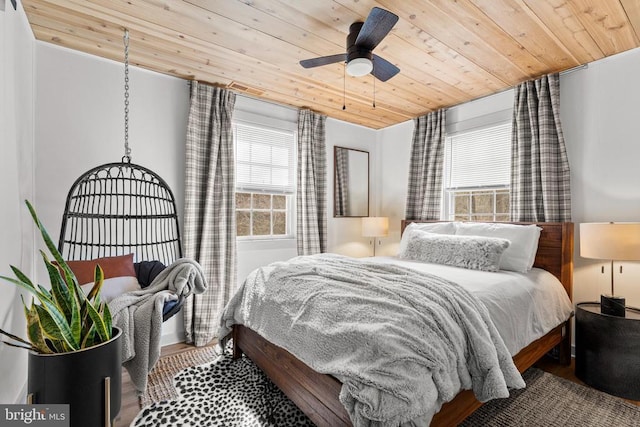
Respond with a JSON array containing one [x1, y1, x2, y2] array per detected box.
[[300, 7, 400, 82]]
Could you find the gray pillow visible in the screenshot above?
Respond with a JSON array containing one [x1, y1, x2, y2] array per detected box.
[[399, 229, 510, 272]]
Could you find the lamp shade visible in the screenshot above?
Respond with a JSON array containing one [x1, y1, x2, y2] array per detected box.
[[580, 222, 640, 261], [362, 217, 389, 238]]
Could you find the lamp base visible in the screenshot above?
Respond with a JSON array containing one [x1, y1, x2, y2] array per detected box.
[[601, 295, 626, 317]]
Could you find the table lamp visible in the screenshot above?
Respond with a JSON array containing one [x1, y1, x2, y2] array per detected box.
[[362, 217, 388, 256], [580, 222, 640, 316]]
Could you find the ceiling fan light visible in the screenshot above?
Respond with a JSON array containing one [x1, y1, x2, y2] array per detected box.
[[346, 58, 373, 77]]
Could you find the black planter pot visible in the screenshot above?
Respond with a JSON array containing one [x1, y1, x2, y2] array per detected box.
[[28, 327, 122, 427]]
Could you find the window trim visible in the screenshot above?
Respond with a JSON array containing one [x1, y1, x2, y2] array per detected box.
[[442, 120, 512, 221], [233, 117, 297, 240]]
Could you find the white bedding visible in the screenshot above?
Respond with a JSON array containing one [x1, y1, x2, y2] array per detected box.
[[367, 256, 574, 355], [220, 253, 527, 426]]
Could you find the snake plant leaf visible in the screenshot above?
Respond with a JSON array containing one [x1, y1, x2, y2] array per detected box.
[[37, 284, 54, 304], [86, 265, 104, 302], [44, 337, 65, 353], [0, 340, 36, 351], [9, 265, 36, 290], [102, 301, 112, 336], [0, 201, 114, 354], [42, 252, 72, 320], [0, 326, 39, 352], [23, 299, 52, 354], [3, 266, 38, 293], [81, 324, 97, 348], [68, 280, 82, 345], [24, 201, 86, 306], [25, 200, 69, 279], [0, 274, 49, 302], [84, 300, 110, 343], [33, 299, 78, 351]]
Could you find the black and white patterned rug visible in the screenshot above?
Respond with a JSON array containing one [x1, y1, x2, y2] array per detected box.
[[132, 347, 313, 427]]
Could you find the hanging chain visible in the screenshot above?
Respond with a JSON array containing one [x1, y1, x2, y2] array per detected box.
[[372, 58, 376, 109], [123, 29, 132, 162]]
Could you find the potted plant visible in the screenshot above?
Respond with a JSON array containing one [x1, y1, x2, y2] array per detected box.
[[0, 200, 122, 427]]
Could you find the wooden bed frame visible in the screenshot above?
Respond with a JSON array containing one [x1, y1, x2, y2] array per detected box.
[[232, 221, 574, 426]]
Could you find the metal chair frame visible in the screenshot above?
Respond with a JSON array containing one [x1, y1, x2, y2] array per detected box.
[[58, 160, 184, 319]]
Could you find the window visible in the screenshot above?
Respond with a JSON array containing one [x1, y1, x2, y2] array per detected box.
[[443, 122, 512, 221], [234, 121, 296, 238]]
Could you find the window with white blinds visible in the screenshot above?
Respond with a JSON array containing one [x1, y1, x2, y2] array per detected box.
[[445, 122, 511, 190], [234, 120, 296, 239], [443, 121, 512, 221], [234, 122, 296, 194]]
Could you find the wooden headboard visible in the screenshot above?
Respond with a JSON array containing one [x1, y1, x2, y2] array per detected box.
[[400, 220, 574, 300]]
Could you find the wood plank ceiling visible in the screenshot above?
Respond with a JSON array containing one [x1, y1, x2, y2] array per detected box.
[[22, 0, 640, 129]]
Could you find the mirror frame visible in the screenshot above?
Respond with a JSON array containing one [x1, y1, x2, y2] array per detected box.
[[333, 146, 369, 218]]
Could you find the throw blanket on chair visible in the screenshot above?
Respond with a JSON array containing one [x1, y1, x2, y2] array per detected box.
[[110, 258, 208, 393], [219, 254, 525, 426]]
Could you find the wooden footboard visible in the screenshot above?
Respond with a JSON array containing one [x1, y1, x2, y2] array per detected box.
[[233, 321, 570, 427], [431, 321, 570, 426], [233, 325, 351, 426]]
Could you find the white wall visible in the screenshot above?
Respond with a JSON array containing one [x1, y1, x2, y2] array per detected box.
[[561, 47, 640, 308], [34, 42, 190, 344], [377, 120, 413, 255], [0, 1, 35, 404], [326, 118, 378, 257]]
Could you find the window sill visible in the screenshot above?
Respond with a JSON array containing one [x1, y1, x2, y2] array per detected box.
[[237, 237, 296, 251]]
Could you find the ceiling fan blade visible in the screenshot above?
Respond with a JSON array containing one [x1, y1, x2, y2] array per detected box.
[[372, 54, 400, 82], [300, 54, 346, 68], [355, 7, 399, 51]]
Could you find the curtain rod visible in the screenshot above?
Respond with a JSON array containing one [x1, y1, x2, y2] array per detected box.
[[444, 64, 589, 112]]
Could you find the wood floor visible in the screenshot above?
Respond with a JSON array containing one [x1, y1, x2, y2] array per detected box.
[[114, 348, 639, 426], [114, 341, 204, 427]]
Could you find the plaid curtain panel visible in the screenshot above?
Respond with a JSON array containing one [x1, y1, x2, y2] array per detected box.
[[405, 110, 446, 220], [297, 109, 327, 255], [183, 82, 237, 346], [334, 147, 350, 216], [511, 73, 571, 222]]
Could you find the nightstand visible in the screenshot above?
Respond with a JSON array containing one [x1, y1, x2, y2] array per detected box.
[[575, 302, 640, 400]]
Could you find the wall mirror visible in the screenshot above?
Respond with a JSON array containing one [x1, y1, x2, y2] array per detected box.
[[334, 146, 369, 217]]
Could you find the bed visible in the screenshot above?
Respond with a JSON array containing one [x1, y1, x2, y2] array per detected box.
[[224, 220, 574, 426]]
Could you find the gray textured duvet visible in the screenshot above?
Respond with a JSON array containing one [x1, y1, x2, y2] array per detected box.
[[219, 253, 524, 426]]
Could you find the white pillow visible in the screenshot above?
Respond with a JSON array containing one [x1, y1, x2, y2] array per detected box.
[[455, 223, 542, 273], [81, 276, 141, 302], [399, 229, 510, 272], [398, 222, 458, 255]]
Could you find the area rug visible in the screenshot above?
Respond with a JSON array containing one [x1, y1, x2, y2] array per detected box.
[[136, 347, 640, 426], [461, 368, 640, 427], [133, 345, 313, 426], [139, 345, 220, 408]]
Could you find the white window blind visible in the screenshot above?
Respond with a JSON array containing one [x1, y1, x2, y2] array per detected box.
[[445, 122, 512, 190], [234, 122, 296, 194]]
